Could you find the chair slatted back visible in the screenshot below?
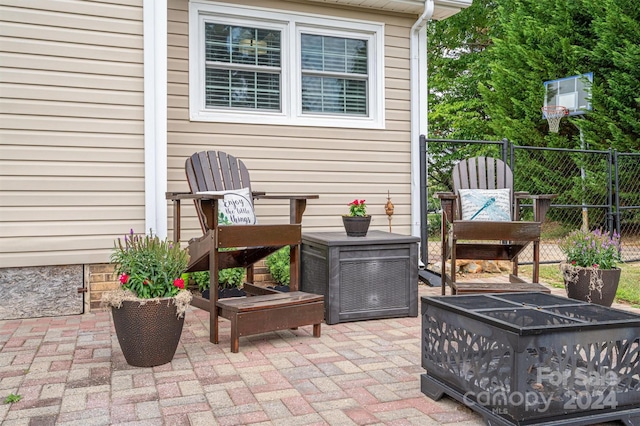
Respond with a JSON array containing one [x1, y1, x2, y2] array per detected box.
[[186, 151, 252, 193], [452, 157, 514, 219], [186, 151, 253, 232]]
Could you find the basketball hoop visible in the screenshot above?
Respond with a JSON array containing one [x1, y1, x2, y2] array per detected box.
[[542, 106, 569, 133]]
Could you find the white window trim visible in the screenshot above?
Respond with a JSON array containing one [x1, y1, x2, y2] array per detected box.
[[189, 1, 385, 129]]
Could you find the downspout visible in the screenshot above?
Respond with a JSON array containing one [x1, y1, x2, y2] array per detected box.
[[410, 0, 434, 247], [143, 0, 168, 238]]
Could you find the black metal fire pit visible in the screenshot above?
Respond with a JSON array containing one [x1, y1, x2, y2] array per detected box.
[[421, 293, 640, 425]]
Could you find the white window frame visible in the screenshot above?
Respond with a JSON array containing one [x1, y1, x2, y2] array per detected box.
[[189, 1, 385, 129]]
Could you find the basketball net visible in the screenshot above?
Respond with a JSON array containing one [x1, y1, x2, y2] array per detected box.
[[542, 106, 569, 133]]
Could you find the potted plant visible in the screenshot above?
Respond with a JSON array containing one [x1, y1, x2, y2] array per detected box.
[[342, 199, 371, 237], [558, 228, 622, 306], [102, 229, 192, 367], [191, 266, 247, 300]]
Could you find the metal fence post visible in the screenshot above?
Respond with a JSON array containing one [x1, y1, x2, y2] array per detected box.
[[607, 148, 613, 235], [419, 134, 428, 268], [613, 149, 621, 237]]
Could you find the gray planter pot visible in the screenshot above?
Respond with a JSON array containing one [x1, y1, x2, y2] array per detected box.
[[342, 215, 371, 237], [563, 265, 621, 307]]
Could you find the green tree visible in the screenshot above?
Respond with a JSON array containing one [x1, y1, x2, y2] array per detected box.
[[428, 0, 639, 152], [426, 0, 501, 199], [480, 0, 595, 148], [579, 0, 640, 151], [427, 0, 496, 141]]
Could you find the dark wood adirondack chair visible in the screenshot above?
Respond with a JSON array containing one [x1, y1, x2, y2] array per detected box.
[[167, 151, 324, 352], [435, 157, 557, 295]]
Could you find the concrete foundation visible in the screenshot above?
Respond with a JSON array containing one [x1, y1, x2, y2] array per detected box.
[[0, 265, 84, 319]]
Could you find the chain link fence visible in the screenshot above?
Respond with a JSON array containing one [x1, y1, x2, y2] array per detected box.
[[423, 138, 640, 268], [615, 152, 640, 261]]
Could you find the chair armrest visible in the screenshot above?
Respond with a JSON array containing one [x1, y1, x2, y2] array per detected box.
[[165, 192, 224, 201], [166, 191, 190, 200], [253, 195, 320, 223], [165, 192, 225, 242], [434, 192, 457, 223], [434, 192, 456, 200], [253, 194, 319, 200], [531, 194, 558, 200], [514, 193, 557, 222], [515, 193, 557, 200]]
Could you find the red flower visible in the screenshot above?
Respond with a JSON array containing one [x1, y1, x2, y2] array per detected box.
[[173, 278, 185, 289], [571, 260, 576, 265], [143, 280, 149, 285], [119, 274, 129, 285]]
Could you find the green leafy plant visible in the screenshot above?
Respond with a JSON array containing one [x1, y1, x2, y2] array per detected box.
[[347, 199, 367, 217], [558, 228, 622, 270], [219, 268, 245, 289], [110, 229, 189, 298], [192, 271, 210, 293], [4, 393, 21, 404], [190, 213, 246, 291], [265, 246, 290, 286], [191, 267, 245, 291]]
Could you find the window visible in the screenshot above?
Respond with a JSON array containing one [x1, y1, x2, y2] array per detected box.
[[189, 2, 385, 128]]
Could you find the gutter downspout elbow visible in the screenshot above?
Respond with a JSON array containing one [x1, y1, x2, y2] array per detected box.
[[411, 0, 435, 34], [410, 0, 434, 248]]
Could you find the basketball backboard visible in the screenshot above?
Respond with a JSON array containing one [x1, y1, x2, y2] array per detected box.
[[543, 72, 593, 116]]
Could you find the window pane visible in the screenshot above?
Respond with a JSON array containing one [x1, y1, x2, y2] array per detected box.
[[300, 33, 368, 116], [204, 23, 281, 110], [301, 76, 367, 115], [205, 23, 281, 67], [206, 69, 280, 110], [301, 34, 367, 74]]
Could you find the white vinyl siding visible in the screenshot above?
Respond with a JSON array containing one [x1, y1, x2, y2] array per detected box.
[[169, 0, 413, 243], [0, 0, 145, 268], [189, 1, 385, 129]]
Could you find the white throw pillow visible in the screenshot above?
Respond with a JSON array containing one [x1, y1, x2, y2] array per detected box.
[[458, 188, 511, 221], [196, 187, 257, 225]]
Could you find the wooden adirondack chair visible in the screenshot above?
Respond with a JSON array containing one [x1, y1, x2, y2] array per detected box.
[[167, 151, 324, 352], [435, 157, 557, 295]]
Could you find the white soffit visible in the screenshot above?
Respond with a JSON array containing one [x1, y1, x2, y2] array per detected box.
[[299, 0, 472, 19]]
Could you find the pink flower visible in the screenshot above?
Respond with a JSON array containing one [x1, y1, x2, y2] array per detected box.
[[593, 263, 599, 269], [173, 278, 185, 289], [119, 274, 129, 284]]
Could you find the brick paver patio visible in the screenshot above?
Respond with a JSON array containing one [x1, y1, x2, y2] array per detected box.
[[0, 282, 634, 425]]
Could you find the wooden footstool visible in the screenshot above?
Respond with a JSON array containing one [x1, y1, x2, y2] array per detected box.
[[216, 291, 324, 353]]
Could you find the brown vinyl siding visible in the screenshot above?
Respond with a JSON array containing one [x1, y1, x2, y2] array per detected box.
[[0, 0, 145, 268], [167, 0, 414, 243]]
